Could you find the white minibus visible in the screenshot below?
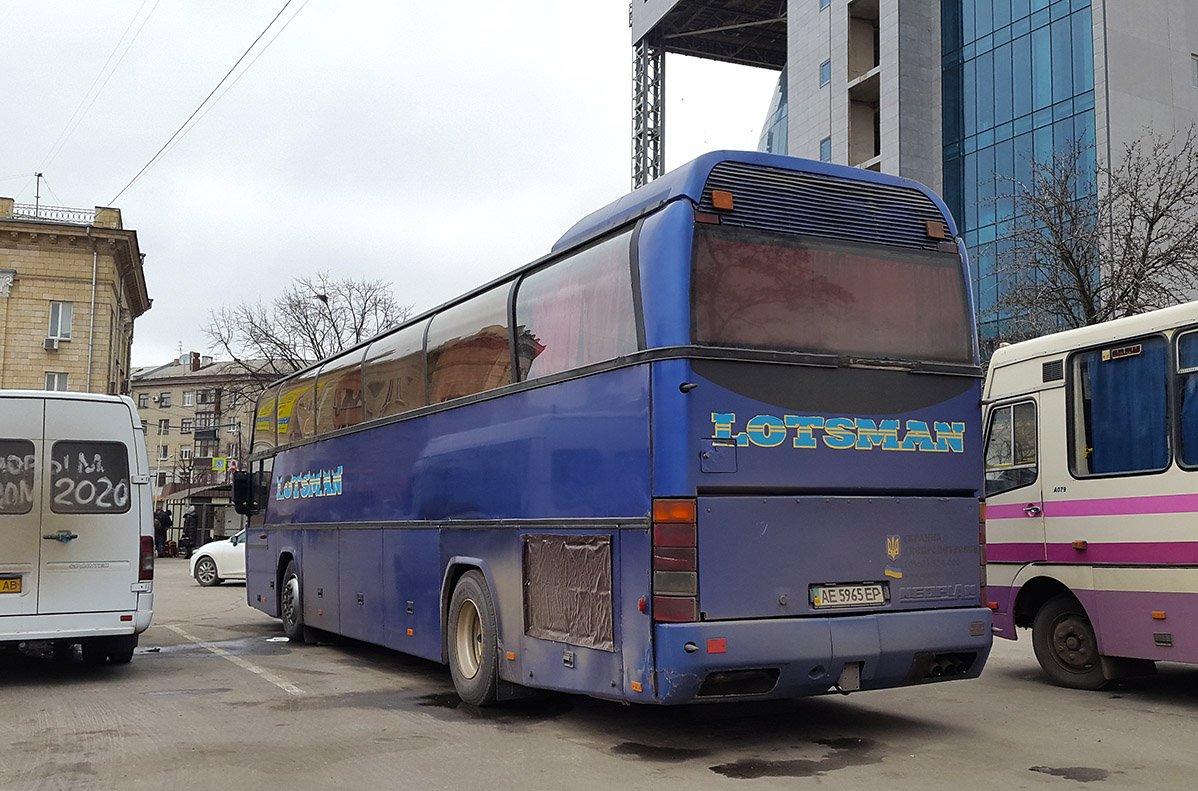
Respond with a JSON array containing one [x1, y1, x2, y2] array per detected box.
[[0, 391, 154, 663], [983, 302, 1198, 688]]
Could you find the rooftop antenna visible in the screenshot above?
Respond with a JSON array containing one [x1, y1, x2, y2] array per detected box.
[[34, 172, 43, 217]]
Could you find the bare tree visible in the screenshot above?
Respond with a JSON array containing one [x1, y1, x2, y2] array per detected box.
[[989, 126, 1198, 345], [205, 272, 412, 393]]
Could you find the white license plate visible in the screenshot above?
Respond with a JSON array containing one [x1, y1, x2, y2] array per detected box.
[[810, 583, 886, 608]]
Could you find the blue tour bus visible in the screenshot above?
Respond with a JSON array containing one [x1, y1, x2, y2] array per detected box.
[[234, 151, 992, 705]]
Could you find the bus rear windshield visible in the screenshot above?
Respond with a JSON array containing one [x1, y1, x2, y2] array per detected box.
[[692, 226, 973, 364]]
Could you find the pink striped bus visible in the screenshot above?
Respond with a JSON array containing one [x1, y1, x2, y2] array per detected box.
[[983, 302, 1198, 689]]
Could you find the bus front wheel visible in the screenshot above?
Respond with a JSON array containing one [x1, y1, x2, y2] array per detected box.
[[1032, 594, 1108, 690], [447, 570, 499, 706]]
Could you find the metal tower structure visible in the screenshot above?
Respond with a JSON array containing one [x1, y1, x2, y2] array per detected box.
[[629, 1, 787, 189]]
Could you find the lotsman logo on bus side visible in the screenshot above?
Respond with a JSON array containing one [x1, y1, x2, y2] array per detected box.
[[276, 466, 343, 500], [711, 413, 965, 453]]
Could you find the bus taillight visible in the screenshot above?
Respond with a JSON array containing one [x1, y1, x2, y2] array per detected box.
[[652, 498, 698, 622], [139, 535, 155, 581]]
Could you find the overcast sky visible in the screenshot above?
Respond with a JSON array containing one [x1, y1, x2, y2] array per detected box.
[[2, 1, 779, 367]]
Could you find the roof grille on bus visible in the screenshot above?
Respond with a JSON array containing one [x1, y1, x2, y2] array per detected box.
[[699, 162, 950, 252], [1042, 360, 1064, 382]]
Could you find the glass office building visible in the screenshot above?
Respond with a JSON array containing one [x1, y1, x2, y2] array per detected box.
[[941, 0, 1096, 343]]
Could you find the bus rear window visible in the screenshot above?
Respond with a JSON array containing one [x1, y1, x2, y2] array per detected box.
[[692, 226, 973, 364]]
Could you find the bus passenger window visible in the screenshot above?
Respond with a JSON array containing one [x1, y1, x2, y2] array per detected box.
[[427, 286, 512, 403], [362, 320, 428, 421], [1070, 336, 1168, 476], [984, 401, 1037, 496], [252, 388, 279, 454], [277, 374, 316, 445], [315, 351, 366, 433], [1177, 331, 1198, 467], [515, 230, 636, 381]]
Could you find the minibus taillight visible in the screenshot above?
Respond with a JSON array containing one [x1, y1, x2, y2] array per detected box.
[[652, 498, 698, 622], [978, 500, 987, 606], [139, 536, 154, 581]]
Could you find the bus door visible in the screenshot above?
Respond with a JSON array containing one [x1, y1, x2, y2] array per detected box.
[[0, 398, 44, 617], [37, 399, 141, 615], [983, 399, 1045, 612]]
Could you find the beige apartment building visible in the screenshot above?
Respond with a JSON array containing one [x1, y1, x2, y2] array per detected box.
[[0, 197, 150, 394]]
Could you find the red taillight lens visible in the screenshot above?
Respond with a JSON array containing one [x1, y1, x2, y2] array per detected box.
[[652, 498, 697, 622], [139, 535, 154, 581]]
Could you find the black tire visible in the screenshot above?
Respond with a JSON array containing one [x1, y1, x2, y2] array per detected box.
[[280, 560, 306, 641], [107, 635, 137, 664], [1032, 594, 1108, 690], [447, 570, 499, 706], [194, 556, 221, 587]]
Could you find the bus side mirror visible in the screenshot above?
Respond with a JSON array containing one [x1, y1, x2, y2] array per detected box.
[[232, 470, 253, 516]]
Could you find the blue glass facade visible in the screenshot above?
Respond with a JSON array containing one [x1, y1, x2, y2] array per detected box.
[[941, 0, 1096, 341], [757, 64, 789, 155]]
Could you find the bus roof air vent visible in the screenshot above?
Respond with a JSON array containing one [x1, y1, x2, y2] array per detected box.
[[1042, 360, 1064, 382]]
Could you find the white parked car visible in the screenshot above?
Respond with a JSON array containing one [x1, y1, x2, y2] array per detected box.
[[189, 530, 247, 586]]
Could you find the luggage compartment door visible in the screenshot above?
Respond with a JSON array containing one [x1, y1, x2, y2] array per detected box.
[[38, 400, 141, 615], [0, 399, 45, 616]]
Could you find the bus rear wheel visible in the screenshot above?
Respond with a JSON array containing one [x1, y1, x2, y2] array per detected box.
[[280, 560, 306, 642], [1032, 594, 1108, 690], [448, 570, 499, 706]]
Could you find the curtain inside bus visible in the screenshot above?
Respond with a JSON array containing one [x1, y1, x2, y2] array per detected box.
[[691, 226, 973, 364], [1080, 339, 1168, 475]]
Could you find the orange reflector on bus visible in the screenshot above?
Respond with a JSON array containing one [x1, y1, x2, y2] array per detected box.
[[711, 190, 734, 211], [506, 651, 516, 660], [1152, 611, 1167, 620], [926, 220, 947, 239], [1072, 540, 1088, 550], [631, 681, 643, 693], [653, 499, 696, 523]]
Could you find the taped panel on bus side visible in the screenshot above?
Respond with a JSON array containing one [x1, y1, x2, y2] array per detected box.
[[522, 534, 614, 651]]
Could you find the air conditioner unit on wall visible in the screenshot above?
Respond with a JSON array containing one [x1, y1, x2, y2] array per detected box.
[[43, 337, 59, 351]]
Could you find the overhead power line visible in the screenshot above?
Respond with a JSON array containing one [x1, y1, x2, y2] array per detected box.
[[109, 0, 301, 205]]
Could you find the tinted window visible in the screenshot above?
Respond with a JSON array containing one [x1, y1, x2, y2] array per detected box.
[[1070, 337, 1169, 476], [692, 226, 973, 363], [253, 388, 278, 454], [427, 286, 512, 403], [1177, 331, 1198, 467], [315, 351, 366, 433], [49, 441, 130, 514], [984, 401, 1037, 496], [277, 374, 316, 445], [0, 440, 35, 515], [515, 231, 637, 381], [362, 320, 428, 420]]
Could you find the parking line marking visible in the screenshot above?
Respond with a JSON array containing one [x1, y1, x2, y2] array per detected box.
[[166, 624, 304, 697]]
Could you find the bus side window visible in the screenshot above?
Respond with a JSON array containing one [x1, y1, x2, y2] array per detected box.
[[1177, 331, 1198, 467], [278, 374, 316, 445], [515, 229, 637, 381], [362, 320, 428, 421], [315, 351, 366, 434], [427, 286, 512, 403], [1070, 337, 1169, 476], [984, 401, 1037, 496]]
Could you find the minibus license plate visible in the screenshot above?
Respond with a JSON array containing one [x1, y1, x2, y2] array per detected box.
[[811, 583, 885, 608], [0, 577, 21, 594]]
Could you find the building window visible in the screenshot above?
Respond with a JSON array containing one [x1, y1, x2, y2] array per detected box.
[[196, 439, 219, 457], [158, 419, 170, 435], [157, 445, 169, 461], [156, 472, 168, 487], [197, 389, 217, 405], [181, 418, 194, 434], [138, 393, 149, 409], [141, 420, 148, 433], [820, 0, 830, 8], [1192, 54, 1198, 87], [819, 59, 832, 87], [182, 391, 195, 406], [48, 302, 72, 340], [159, 392, 171, 407], [227, 418, 242, 435], [179, 446, 192, 460], [45, 372, 68, 391], [820, 137, 832, 162]]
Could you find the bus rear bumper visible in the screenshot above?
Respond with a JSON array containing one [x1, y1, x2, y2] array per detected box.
[[651, 607, 992, 704]]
